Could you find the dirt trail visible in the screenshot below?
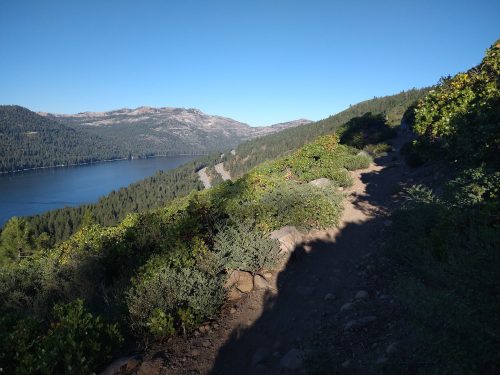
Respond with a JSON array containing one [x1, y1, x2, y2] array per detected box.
[[157, 133, 413, 375]]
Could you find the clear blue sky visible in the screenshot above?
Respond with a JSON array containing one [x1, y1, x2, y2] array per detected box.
[[0, 0, 498, 126]]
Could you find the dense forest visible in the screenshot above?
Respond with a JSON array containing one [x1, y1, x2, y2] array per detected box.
[[0, 106, 127, 172], [1, 89, 429, 250]]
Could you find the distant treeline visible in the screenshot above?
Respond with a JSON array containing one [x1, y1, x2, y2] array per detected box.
[[0, 106, 126, 173]]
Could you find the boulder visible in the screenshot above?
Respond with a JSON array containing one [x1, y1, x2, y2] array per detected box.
[[236, 271, 254, 293], [254, 274, 270, 290], [308, 178, 332, 188], [225, 269, 241, 289], [227, 287, 242, 301]]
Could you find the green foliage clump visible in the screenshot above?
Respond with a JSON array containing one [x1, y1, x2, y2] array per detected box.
[[338, 112, 397, 149], [386, 167, 500, 374], [411, 40, 500, 165], [0, 299, 122, 375], [213, 220, 281, 273], [363, 142, 392, 158], [127, 257, 224, 339]]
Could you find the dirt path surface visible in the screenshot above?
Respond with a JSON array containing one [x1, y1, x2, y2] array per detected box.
[[142, 132, 417, 375], [214, 163, 231, 181], [197, 167, 211, 189]]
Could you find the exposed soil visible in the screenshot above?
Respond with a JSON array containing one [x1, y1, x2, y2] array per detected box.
[[197, 167, 212, 189], [214, 163, 231, 181], [122, 131, 438, 375]]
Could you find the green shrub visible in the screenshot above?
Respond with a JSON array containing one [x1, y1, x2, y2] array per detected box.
[[363, 142, 392, 158], [127, 259, 224, 339], [386, 175, 500, 374], [412, 40, 500, 164], [342, 154, 372, 170], [213, 220, 281, 273], [339, 112, 397, 149], [0, 299, 122, 375], [224, 181, 344, 232]]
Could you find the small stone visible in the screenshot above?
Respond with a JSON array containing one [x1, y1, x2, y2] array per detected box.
[[338, 187, 344, 191], [263, 272, 273, 280], [190, 349, 201, 357], [341, 359, 351, 368], [251, 347, 268, 366], [386, 342, 398, 355], [324, 293, 335, 301], [254, 274, 270, 290], [213, 323, 219, 329], [201, 340, 211, 348], [355, 290, 369, 300], [280, 349, 303, 370], [230, 307, 237, 314], [228, 288, 242, 301], [376, 355, 388, 364], [340, 302, 353, 312], [236, 271, 254, 293]]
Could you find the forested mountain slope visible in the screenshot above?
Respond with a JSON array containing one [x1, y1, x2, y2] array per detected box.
[[223, 88, 429, 177], [43, 107, 313, 157], [0, 106, 124, 172]]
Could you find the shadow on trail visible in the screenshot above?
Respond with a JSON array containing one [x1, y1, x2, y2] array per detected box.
[[209, 148, 411, 375]]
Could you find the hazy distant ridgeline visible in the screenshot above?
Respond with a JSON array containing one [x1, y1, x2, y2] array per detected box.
[[14, 88, 428, 246], [42, 107, 312, 160]]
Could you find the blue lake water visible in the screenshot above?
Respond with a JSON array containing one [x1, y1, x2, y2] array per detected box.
[[0, 156, 197, 226]]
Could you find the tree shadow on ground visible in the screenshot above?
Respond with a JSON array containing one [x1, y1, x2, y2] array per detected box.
[[209, 147, 413, 375]]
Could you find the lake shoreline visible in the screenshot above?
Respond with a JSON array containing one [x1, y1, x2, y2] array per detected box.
[[0, 153, 208, 175]]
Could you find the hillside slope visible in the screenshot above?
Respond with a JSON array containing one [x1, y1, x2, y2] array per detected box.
[[0, 106, 124, 172], [223, 88, 429, 177]]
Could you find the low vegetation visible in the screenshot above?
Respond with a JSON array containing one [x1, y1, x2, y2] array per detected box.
[[385, 40, 500, 374], [0, 131, 372, 374]]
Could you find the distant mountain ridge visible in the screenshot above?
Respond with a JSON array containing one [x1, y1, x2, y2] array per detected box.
[[38, 106, 312, 142], [39, 106, 312, 158], [0, 104, 312, 172]]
